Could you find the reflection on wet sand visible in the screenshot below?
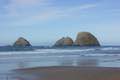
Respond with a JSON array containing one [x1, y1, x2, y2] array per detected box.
[[17, 62, 28, 68], [60, 58, 98, 67], [12, 58, 101, 80]]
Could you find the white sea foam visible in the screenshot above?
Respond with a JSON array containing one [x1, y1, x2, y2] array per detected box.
[[34, 48, 95, 53], [0, 48, 95, 55], [0, 47, 120, 58], [101, 47, 120, 51]]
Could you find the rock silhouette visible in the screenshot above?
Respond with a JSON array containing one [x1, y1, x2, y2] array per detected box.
[[13, 37, 31, 47], [74, 32, 100, 46], [54, 37, 73, 47]]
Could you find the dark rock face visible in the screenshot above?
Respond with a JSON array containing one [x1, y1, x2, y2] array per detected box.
[[74, 32, 100, 46], [13, 37, 31, 47], [54, 37, 73, 47]]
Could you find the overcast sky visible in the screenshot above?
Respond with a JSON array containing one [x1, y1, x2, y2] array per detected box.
[[0, 0, 120, 46]]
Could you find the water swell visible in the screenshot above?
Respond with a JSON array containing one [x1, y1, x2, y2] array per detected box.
[[0, 47, 120, 58]]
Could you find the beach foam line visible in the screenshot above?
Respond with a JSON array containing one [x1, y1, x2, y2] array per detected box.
[[100, 47, 120, 51], [0, 48, 96, 56]]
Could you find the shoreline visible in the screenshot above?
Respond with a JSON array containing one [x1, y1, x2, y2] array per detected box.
[[14, 66, 120, 80]]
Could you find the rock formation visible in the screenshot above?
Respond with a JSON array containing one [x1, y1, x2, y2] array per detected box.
[[54, 37, 73, 47], [13, 37, 31, 47], [74, 32, 100, 46]]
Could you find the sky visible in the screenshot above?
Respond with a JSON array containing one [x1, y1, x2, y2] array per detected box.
[[0, 0, 120, 46]]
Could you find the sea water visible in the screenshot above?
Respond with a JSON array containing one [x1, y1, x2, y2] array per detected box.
[[0, 46, 120, 80]]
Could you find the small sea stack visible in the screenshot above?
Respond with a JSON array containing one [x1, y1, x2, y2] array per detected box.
[[13, 37, 31, 47], [74, 32, 100, 46], [54, 37, 73, 47]]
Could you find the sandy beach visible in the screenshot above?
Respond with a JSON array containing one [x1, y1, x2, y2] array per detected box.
[[14, 66, 120, 80]]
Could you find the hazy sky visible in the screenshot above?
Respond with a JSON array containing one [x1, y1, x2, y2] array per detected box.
[[0, 0, 120, 46]]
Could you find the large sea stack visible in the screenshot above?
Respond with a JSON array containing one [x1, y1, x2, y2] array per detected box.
[[74, 32, 100, 46], [54, 37, 73, 47], [13, 37, 31, 47]]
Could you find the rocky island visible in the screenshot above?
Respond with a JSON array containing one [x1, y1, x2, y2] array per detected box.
[[74, 32, 100, 46], [54, 37, 73, 47], [12, 32, 100, 48], [13, 37, 31, 47], [54, 32, 100, 47]]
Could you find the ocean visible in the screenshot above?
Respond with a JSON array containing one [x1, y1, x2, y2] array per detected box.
[[0, 46, 120, 80]]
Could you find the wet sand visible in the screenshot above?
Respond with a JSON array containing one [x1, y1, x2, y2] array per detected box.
[[14, 66, 120, 80]]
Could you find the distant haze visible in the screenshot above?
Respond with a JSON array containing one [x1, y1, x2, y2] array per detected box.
[[0, 0, 120, 46]]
